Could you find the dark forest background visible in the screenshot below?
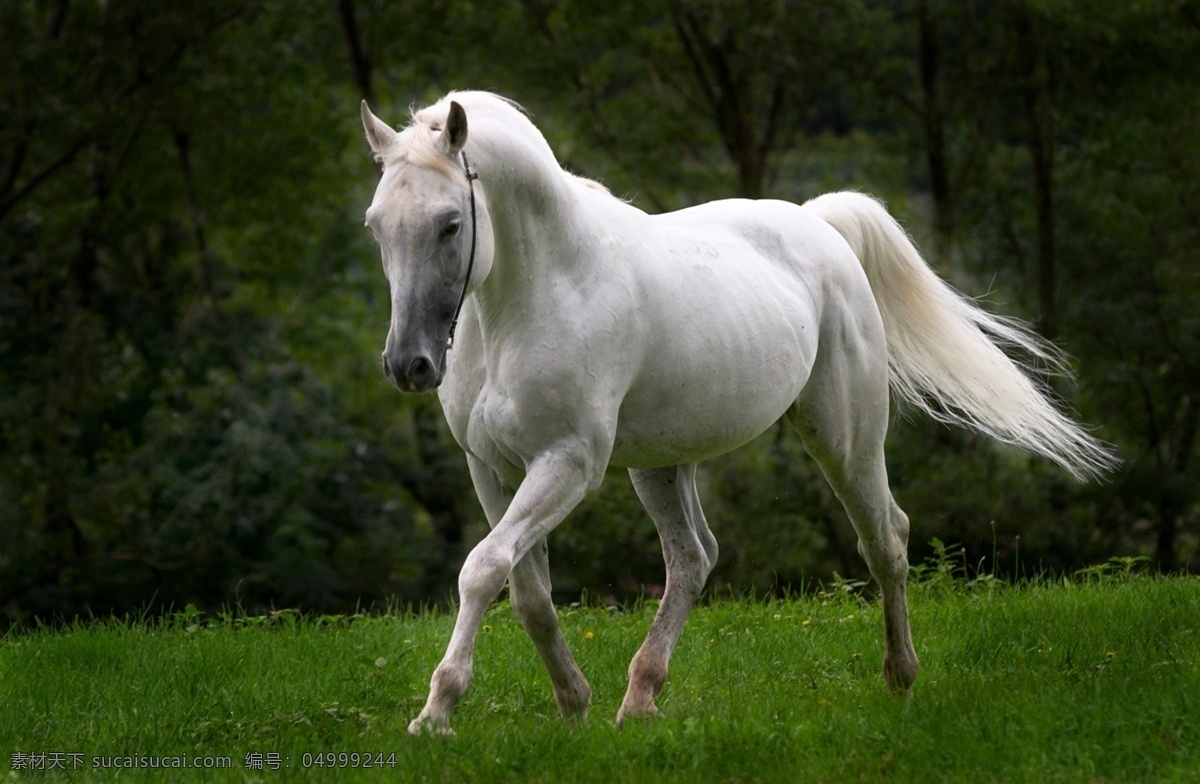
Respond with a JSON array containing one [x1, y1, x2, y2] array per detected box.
[[2, 0, 1197, 626]]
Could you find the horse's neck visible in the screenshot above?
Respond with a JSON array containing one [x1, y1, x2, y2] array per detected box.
[[474, 132, 594, 302]]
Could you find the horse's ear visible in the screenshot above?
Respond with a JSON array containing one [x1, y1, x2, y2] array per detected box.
[[361, 100, 397, 158], [438, 101, 468, 157]]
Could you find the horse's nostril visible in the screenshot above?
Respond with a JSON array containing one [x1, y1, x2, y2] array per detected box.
[[407, 356, 435, 384]]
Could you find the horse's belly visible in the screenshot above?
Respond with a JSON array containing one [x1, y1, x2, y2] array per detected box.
[[610, 408, 798, 469], [610, 314, 816, 469]]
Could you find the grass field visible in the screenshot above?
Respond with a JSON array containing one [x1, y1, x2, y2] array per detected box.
[[2, 565, 1198, 782]]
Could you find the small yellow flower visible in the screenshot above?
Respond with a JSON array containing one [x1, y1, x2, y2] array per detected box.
[[482, 625, 493, 632], [802, 619, 811, 627], [585, 631, 595, 640], [1106, 651, 1115, 660], [852, 652, 863, 661]]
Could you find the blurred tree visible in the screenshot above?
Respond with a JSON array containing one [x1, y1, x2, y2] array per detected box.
[[506, 0, 877, 203], [0, 0, 478, 622], [1044, 1, 1200, 570], [1, 0, 264, 619], [882, 0, 1200, 572]]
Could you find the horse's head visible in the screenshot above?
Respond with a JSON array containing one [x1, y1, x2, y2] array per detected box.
[[361, 100, 491, 392]]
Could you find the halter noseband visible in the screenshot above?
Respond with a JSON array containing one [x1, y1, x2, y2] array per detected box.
[[446, 150, 479, 350]]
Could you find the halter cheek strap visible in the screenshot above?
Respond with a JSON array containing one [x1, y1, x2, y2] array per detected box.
[[446, 149, 479, 351]]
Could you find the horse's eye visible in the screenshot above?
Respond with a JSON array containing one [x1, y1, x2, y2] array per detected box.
[[440, 220, 461, 240]]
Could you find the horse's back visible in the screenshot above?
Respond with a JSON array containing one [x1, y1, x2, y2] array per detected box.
[[654, 198, 852, 263], [609, 196, 880, 468]]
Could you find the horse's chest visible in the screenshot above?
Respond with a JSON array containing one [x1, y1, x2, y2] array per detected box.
[[461, 382, 555, 486], [463, 367, 616, 486], [465, 389, 520, 469]]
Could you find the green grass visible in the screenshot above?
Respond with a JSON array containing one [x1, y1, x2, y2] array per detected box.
[[2, 570, 1198, 782]]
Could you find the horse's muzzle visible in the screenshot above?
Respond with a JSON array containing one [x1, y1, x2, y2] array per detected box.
[[382, 351, 443, 393]]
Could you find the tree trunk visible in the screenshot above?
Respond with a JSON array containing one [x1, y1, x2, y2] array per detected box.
[[917, 0, 953, 253], [1158, 393, 1199, 570], [336, 0, 375, 104], [1015, 7, 1058, 339], [671, 8, 780, 199]]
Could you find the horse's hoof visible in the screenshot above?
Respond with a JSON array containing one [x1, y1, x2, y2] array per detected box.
[[883, 652, 920, 692], [408, 716, 455, 737], [615, 702, 662, 727]]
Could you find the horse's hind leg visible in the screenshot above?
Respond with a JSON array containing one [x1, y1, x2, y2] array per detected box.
[[788, 314, 920, 690], [618, 464, 718, 723]]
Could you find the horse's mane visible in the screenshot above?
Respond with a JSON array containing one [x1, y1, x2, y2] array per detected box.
[[373, 120, 460, 180], [376, 91, 611, 195]]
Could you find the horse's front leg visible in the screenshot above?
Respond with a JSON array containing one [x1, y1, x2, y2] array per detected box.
[[408, 449, 598, 735], [466, 456, 591, 722]]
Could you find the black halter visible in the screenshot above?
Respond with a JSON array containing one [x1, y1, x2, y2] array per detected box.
[[446, 150, 479, 350]]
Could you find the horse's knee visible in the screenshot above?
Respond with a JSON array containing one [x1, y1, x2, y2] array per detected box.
[[668, 550, 710, 599], [459, 546, 512, 604], [699, 529, 719, 578], [891, 506, 910, 545], [858, 536, 909, 587], [664, 524, 717, 593]]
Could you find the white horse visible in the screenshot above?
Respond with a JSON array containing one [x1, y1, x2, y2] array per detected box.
[[359, 91, 1114, 734]]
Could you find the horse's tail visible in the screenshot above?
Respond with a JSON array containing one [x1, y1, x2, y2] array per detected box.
[[803, 191, 1116, 481]]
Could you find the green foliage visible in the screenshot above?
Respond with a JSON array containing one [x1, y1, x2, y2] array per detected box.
[[2, 574, 1198, 781]]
